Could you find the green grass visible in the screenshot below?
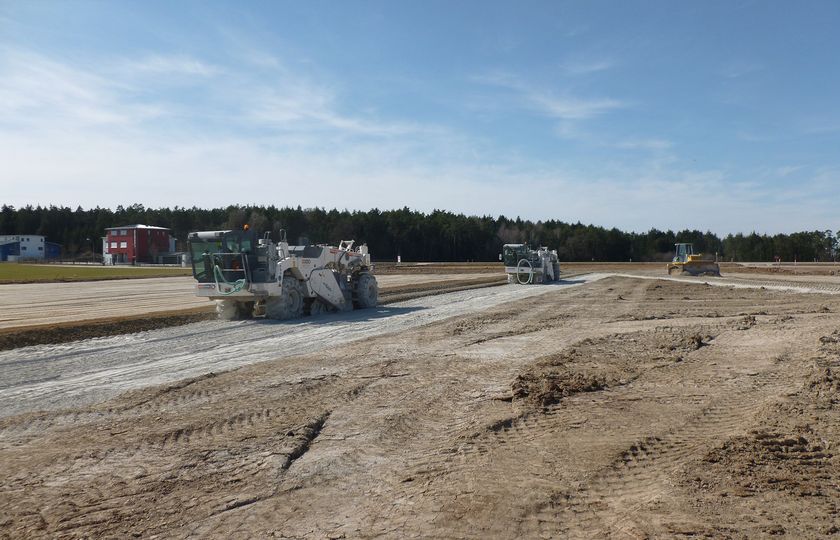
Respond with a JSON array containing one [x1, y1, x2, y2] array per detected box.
[[0, 263, 192, 284]]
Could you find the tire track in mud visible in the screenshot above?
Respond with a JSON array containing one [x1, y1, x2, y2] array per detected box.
[[36, 409, 333, 539], [0, 372, 271, 444], [380, 321, 801, 539], [515, 335, 800, 538], [383, 280, 693, 478], [0, 375, 230, 441], [1, 371, 374, 539], [149, 381, 367, 453], [520, 373, 791, 537], [193, 292, 614, 539]]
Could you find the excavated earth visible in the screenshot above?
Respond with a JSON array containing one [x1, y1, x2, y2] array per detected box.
[[1, 275, 840, 538]]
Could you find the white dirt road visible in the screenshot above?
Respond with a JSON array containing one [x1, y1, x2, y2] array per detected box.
[[0, 277, 593, 418]]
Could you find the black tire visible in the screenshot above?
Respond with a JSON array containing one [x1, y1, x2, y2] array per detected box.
[[353, 272, 378, 309], [266, 276, 305, 320]]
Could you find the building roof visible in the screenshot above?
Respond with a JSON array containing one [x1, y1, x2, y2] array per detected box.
[[104, 224, 170, 231]]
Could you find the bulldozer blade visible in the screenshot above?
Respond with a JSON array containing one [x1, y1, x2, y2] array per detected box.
[[680, 261, 721, 277]]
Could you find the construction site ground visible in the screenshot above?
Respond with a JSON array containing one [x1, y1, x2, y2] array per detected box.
[[1, 265, 839, 538], [0, 272, 504, 330]]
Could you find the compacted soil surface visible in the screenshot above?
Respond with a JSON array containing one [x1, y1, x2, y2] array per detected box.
[[1, 276, 839, 538], [0, 273, 505, 350]]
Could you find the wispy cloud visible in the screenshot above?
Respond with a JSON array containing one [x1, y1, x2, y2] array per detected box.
[[0, 45, 470, 214], [474, 71, 624, 120], [245, 79, 424, 136], [559, 58, 614, 76], [615, 138, 673, 150], [736, 130, 778, 143], [720, 60, 763, 79], [124, 54, 220, 77], [528, 93, 622, 120], [796, 115, 840, 135], [774, 165, 803, 177], [0, 49, 164, 126], [0, 46, 428, 140]]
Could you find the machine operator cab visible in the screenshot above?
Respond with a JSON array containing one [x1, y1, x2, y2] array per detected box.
[[188, 228, 265, 285], [502, 244, 527, 267], [673, 243, 695, 263]]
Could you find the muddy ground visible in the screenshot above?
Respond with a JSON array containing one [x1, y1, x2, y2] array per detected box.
[[1, 275, 838, 538]]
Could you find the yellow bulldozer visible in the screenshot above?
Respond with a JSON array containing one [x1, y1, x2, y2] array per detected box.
[[667, 243, 720, 276]]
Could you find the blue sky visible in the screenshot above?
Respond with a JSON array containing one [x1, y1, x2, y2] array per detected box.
[[1, 1, 839, 234]]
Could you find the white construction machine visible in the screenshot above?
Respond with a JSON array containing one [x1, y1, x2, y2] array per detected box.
[[501, 243, 560, 284], [187, 227, 378, 320]]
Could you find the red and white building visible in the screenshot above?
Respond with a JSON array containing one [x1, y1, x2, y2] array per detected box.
[[103, 225, 176, 264]]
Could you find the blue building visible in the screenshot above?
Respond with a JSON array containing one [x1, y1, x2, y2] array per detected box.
[[0, 235, 62, 261]]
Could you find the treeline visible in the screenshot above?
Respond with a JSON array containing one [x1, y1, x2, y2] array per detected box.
[[0, 204, 836, 262]]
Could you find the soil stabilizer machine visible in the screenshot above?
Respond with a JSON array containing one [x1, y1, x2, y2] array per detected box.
[[188, 227, 378, 320], [501, 243, 560, 284], [667, 243, 720, 277]]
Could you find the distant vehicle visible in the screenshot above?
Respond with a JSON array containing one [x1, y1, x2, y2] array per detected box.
[[501, 243, 560, 284], [667, 243, 720, 276], [187, 226, 378, 320]]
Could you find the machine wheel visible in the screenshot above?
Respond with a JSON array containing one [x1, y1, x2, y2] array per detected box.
[[352, 272, 378, 309], [667, 265, 683, 276], [307, 299, 330, 317], [516, 259, 533, 284], [216, 299, 251, 320], [266, 276, 305, 320]]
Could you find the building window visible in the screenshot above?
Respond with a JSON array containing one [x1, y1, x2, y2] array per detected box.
[[21, 246, 26, 250], [120, 229, 128, 235], [120, 241, 127, 248], [110, 242, 117, 248], [38, 246, 43, 251]]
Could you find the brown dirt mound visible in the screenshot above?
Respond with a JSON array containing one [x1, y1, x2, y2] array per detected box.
[[510, 327, 719, 407], [511, 371, 606, 407]]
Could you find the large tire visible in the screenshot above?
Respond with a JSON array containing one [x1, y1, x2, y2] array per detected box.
[[266, 276, 305, 320], [306, 299, 330, 317], [353, 272, 378, 309]]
